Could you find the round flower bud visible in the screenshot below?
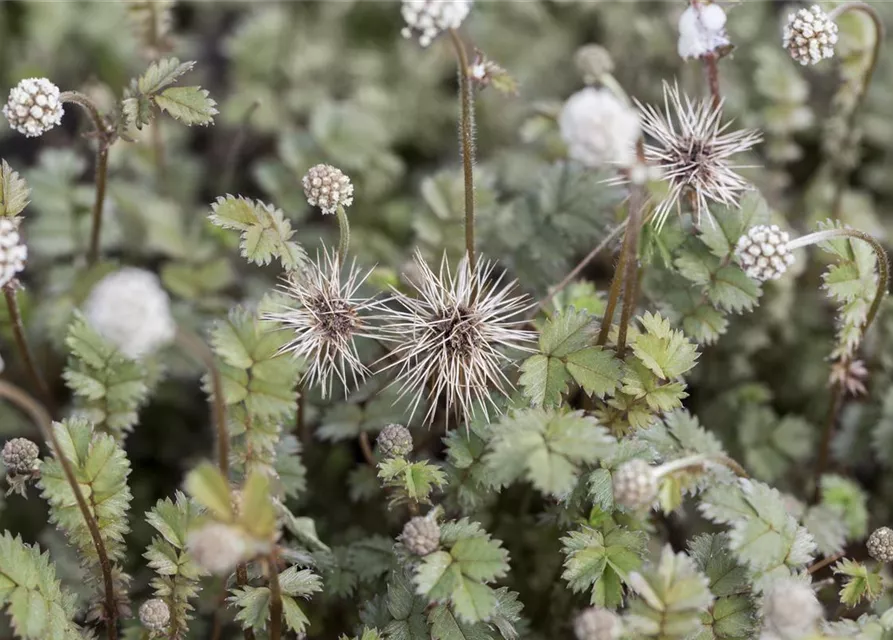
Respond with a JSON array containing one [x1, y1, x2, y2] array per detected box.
[[574, 45, 614, 85], [783, 5, 838, 66], [139, 598, 170, 633], [1, 438, 39, 475], [735, 225, 796, 282], [612, 459, 658, 510], [678, 4, 730, 60], [574, 607, 621, 640], [761, 578, 823, 639], [302, 164, 354, 215], [377, 424, 413, 459], [401, 0, 472, 48], [559, 87, 640, 168], [186, 523, 249, 575], [0, 218, 27, 288], [3, 78, 64, 137], [83, 268, 176, 360], [867, 527, 893, 563], [400, 516, 440, 556]]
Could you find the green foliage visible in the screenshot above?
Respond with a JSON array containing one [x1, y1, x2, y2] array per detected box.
[[820, 475, 869, 540], [378, 457, 447, 508], [833, 559, 884, 607], [561, 523, 647, 607], [688, 534, 756, 640], [123, 58, 218, 129], [63, 314, 150, 440], [735, 405, 812, 482], [229, 565, 322, 634], [0, 160, 30, 217]]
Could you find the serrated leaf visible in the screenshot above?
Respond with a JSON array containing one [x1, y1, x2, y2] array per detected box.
[[154, 86, 218, 125], [631, 312, 699, 379], [209, 195, 306, 270], [834, 559, 884, 607], [138, 58, 196, 94], [566, 347, 623, 398], [561, 524, 647, 607], [184, 462, 233, 522], [0, 160, 30, 217]]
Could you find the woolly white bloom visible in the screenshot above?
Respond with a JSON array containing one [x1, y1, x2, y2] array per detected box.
[[559, 87, 641, 168], [302, 164, 354, 215], [262, 248, 382, 398], [678, 4, 730, 60], [401, 0, 472, 47], [139, 598, 170, 633], [735, 225, 796, 281], [625, 81, 761, 228], [612, 459, 658, 510], [0, 218, 27, 288], [3, 78, 64, 137], [84, 268, 176, 359], [783, 5, 838, 66], [574, 607, 621, 640], [383, 251, 534, 425], [760, 579, 823, 640], [186, 523, 253, 575]]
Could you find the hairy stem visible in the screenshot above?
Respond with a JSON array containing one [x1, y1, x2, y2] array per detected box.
[[150, 111, 166, 190], [595, 246, 628, 347], [703, 52, 722, 111], [0, 380, 118, 640], [336, 204, 351, 265], [448, 28, 476, 271], [807, 550, 846, 574], [616, 187, 645, 355], [176, 329, 229, 478], [359, 431, 375, 466], [267, 550, 283, 640], [235, 564, 256, 640], [656, 453, 748, 479], [3, 285, 52, 409], [814, 381, 845, 500]]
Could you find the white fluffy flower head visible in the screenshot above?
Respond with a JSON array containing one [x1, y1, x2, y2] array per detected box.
[[186, 522, 253, 576], [302, 164, 354, 215], [3, 78, 64, 137], [760, 578, 823, 640], [628, 81, 761, 228], [678, 3, 730, 60], [735, 225, 796, 282], [401, 0, 472, 47], [783, 5, 838, 66], [560, 87, 641, 169], [0, 218, 27, 288], [384, 251, 534, 426], [262, 249, 381, 398], [84, 268, 176, 359]]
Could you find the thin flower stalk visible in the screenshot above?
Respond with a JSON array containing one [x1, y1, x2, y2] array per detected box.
[[336, 204, 350, 265], [448, 27, 477, 271], [616, 185, 646, 355], [267, 549, 283, 640], [3, 284, 52, 408]]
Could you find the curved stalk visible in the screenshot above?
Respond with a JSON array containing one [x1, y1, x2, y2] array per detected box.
[[335, 204, 351, 265], [0, 379, 118, 640], [655, 453, 748, 479], [448, 28, 476, 271], [359, 431, 375, 467], [3, 285, 52, 408]]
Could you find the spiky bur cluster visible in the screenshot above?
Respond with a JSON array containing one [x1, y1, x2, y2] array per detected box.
[[2, 438, 40, 497], [760, 579, 824, 639], [612, 459, 658, 510], [2, 78, 64, 137], [677, 3, 730, 60], [400, 0, 472, 47], [139, 598, 171, 633], [262, 249, 381, 398], [83, 268, 176, 360], [400, 516, 441, 556], [867, 527, 893, 563], [559, 87, 640, 168], [734, 225, 796, 282], [574, 607, 621, 640], [783, 5, 838, 66], [383, 251, 534, 425], [377, 424, 413, 459], [628, 81, 761, 228], [0, 218, 27, 288], [302, 163, 354, 215]]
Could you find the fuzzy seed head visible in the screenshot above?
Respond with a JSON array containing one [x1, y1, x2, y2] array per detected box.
[[678, 4, 730, 60], [867, 527, 893, 563], [560, 87, 641, 169], [574, 44, 614, 84], [263, 249, 382, 398], [139, 598, 170, 633], [383, 251, 534, 426], [1, 438, 39, 475], [574, 607, 621, 640], [735, 225, 795, 282], [783, 5, 838, 66], [612, 459, 658, 510], [186, 523, 250, 575], [401, 516, 441, 556], [377, 424, 413, 459], [623, 81, 761, 228], [3, 78, 64, 137], [84, 268, 176, 359], [401, 0, 472, 47], [302, 164, 354, 215], [0, 218, 27, 288], [761, 579, 823, 639]]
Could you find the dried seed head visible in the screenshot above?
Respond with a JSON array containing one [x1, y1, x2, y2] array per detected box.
[[139, 598, 171, 633], [3, 78, 64, 137], [829, 358, 868, 397], [302, 164, 354, 215], [612, 459, 658, 510], [783, 5, 838, 66], [0, 218, 27, 288], [1, 438, 39, 475], [560, 87, 641, 168], [867, 527, 893, 563], [761, 578, 823, 639], [377, 424, 413, 459], [735, 225, 796, 282], [574, 44, 615, 85], [678, 3, 730, 60], [574, 607, 621, 640], [186, 523, 250, 575], [401, 0, 472, 47], [84, 268, 176, 359], [401, 516, 441, 556]]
